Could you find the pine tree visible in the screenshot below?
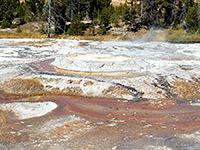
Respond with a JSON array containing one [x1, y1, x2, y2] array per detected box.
[[36, 0, 45, 18], [98, 7, 111, 34], [67, 15, 85, 35], [123, 2, 136, 31], [198, 0, 200, 30], [159, 0, 174, 26], [0, 0, 20, 28], [186, 5, 198, 32], [142, 0, 159, 27], [24, 0, 37, 21]]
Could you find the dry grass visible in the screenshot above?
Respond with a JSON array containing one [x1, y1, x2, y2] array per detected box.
[[0, 78, 85, 97], [83, 81, 94, 86], [0, 30, 131, 41], [0, 30, 46, 39], [1, 78, 45, 96], [61, 87, 83, 96], [53, 34, 131, 41], [170, 78, 200, 100], [53, 120, 90, 138], [0, 110, 23, 144], [102, 85, 134, 98], [166, 29, 200, 43]]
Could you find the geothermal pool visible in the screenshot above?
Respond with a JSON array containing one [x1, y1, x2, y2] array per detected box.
[[0, 39, 200, 149]]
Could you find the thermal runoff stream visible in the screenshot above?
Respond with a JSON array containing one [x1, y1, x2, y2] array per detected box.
[[1, 39, 200, 149]]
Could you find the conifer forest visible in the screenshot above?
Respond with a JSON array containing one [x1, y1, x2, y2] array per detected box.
[[0, 0, 200, 36]]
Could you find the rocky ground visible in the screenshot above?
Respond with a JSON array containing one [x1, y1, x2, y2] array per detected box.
[[0, 38, 200, 149]]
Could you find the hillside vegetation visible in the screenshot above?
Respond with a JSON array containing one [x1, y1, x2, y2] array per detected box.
[[0, 0, 200, 40]]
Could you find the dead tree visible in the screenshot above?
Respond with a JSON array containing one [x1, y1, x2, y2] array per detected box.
[[198, 0, 200, 28], [47, 0, 52, 38], [140, 0, 143, 19]]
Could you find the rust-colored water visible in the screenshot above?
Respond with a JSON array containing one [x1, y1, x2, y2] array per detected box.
[[1, 59, 200, 145], [13, 60, 200, 137], [47, 96, 200, 136], [1, 94, 199, 137]]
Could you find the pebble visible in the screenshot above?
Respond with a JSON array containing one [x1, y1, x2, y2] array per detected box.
[[26, 125, 32, 128], [10, 131, 16, 134], [140, 120, 146, 123], [108, 123, 117, 127], [113, 120, 125, 123], [195, 131, 200, 134], [160, 126, 167, 129], [144, 124, 152, 128], [112, 146, 118, 150], [146, 135, 153, 138], [96, 122, 104, 125]]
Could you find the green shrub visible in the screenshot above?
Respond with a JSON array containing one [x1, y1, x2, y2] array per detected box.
[[186, 6, 198, 33], [16, 26, 22, 33], [67, 16, 84, 36], [1, 19, 11, 29], [98, 7, 111, 35], [39, 24, 47, 34]]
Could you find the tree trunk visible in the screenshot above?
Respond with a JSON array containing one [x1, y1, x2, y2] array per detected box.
[[47, 0, 52, 38], [140, 0, 143, 20], [78, 1, 80, 16], [130, 0, 134, 11], [171, 0, 176, 24], [183, 0, 187, 30], [71, 0, 74, 21], [86, 0, 90, 20], [54, 16, 57, 35], [198, 0, 200, 28]]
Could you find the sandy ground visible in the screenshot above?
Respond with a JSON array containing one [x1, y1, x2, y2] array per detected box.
[[0, 38, 200, 149]]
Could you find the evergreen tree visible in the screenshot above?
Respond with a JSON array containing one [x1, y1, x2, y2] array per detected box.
[[159, 0, 174, 26], [51, 0, 67, 34], [142, 0, 159, 27], [186, 5, 198, 32], [171, 0, 184, 29], [24, 0, 37, 21], [95, 0, 111, 10], [23, 0, 45, 22], [123, 3, 136, 31], [198, 1, 200, 29], [98, 7, 111, 34], [67, 15, 85, 35], [0, 0, 20, 28], [36, 0, 45, 18]]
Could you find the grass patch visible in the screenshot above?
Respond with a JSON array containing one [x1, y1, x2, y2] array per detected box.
[[0, 30, 131, 41], [166, 29, 200, 43], [0, 110, 25, 145], [53, 120, 90, 138], [0, 30, 47, 39], [1, 78, 45, 96], [51, 34, 131, 41], [170, 78, 200, 100]]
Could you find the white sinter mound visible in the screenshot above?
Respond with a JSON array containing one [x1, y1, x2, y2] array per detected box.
[[51, 54, 148, 72], [0, 102, 58, 120]]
